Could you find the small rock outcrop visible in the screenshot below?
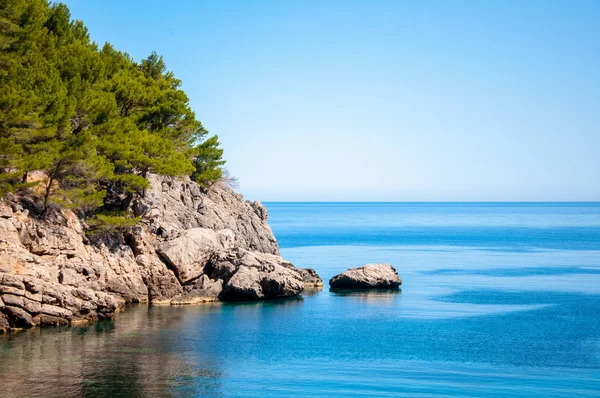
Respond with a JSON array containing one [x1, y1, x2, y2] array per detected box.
[[0, 174, 321, 332], [211, 249, 304, 301], [297, 268, 323, 287], [329, 264, 402, 289]]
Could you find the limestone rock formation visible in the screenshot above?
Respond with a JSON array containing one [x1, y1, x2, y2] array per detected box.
[[329, 264, 402, 289], [137, 174, 279, 254], [211, 249, 304, 301], [0, 175, 321, 332], [297, 268, 324, 287], [157, 227, 234, 284]]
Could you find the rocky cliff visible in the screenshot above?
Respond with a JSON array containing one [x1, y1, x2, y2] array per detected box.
[[0, 174, 321, 332]]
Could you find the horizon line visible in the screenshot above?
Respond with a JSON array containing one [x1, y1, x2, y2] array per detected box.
[[260, 201, 600, 204]]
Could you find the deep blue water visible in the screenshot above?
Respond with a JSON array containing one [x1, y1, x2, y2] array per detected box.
[[1, 202, 600, 397]]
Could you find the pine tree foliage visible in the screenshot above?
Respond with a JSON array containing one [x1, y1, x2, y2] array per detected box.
[[0, 0, 225, 220], [192, 135, 225, 188]]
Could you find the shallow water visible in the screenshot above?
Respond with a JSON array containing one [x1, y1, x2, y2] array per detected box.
[[1, 202, 600, 397]]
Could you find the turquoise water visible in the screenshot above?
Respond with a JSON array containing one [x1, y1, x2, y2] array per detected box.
[[1, 203, 600, 397]]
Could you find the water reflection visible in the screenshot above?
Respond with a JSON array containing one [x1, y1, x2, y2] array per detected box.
[[0, 305, 223, 397], [330, 288, 402, 302], [231, 295, 304, 305], [301, 286, 323, 296]]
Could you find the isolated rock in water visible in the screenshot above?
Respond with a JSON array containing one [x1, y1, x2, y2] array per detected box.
[[297, 268, 323, 287], [211, 249, 304, 301], [329, 264, 402, 289]]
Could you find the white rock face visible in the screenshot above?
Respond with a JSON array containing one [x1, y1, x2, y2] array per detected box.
[[157, 228, 234, 284], [0, 174, 321, 332], [212, 249, 305, 301], [138, 174, 279, 254]]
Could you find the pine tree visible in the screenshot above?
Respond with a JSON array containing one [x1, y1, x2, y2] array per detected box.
[[192, 135, 226, 188], [0, 0, 226, 222]]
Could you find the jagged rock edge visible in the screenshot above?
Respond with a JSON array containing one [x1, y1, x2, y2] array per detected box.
[[0, 174, 321, 332]]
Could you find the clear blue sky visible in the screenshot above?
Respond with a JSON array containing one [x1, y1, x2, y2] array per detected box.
[[63, 0, 599, 201]]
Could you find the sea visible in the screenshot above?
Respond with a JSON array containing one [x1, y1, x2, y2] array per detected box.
[[1, 202, 600, 397]]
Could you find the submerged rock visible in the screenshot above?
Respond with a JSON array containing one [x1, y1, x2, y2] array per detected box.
[[329, 264, 402, 289]]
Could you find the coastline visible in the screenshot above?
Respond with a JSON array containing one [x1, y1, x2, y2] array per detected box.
[[0, 174, 321, 332]]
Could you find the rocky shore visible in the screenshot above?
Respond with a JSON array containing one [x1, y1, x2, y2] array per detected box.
[[0, 174, 320, 332]]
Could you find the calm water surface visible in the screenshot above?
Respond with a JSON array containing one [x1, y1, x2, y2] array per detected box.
[[1, 203, 600, 397]]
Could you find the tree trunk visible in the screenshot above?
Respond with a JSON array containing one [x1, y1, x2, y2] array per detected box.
[[41, 174, 54, 215]]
